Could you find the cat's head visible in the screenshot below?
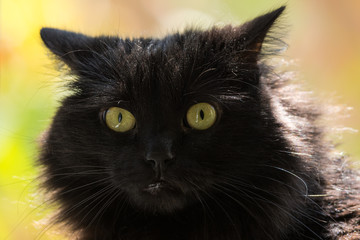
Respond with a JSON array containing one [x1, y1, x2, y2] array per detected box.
[[40, 7, 290, 215]]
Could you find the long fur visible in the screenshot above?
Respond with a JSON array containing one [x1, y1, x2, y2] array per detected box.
[[39, 6, 360, 239]]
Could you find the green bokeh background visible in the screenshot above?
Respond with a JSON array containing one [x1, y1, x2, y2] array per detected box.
[[1, 0, 359, 239]]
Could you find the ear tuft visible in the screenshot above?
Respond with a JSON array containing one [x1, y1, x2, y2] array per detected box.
[[40, 28, 121, 71], [241, 6, 286, 53], [40, 28, 92, 58]]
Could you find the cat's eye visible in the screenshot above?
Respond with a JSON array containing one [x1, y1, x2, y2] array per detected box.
[[186, 102, 217, 130], [104, 107, 136, 132]]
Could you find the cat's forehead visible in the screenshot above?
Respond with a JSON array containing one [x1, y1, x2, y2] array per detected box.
[[115, 29, 238, 103]]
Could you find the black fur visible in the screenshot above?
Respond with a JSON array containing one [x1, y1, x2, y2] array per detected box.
[[39, 6, 360, 239]]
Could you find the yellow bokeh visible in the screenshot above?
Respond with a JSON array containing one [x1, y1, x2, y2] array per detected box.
[[0, 0, 359, 239]]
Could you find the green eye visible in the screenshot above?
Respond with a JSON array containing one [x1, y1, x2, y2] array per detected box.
[[186, 102, 217, 130], [104, 107, 136, 132]]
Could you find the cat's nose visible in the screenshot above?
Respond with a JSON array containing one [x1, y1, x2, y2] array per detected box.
[[145, 151, 175, 172], [142, 131, 177, 176]]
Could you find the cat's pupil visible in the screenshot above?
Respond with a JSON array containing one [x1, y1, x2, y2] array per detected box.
[[118, 113, 122, 123], [200, 110, 204, 120]]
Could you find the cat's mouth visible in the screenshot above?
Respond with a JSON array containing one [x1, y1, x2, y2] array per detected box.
[[132, 179, 192, 213], [143, 180, 172, 195]]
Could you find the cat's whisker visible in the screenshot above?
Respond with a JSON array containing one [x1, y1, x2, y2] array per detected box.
[[60, 184, 115, 222], [218, 171, 308, 197], [209, 183, 275, 239], [40, 173, 111, 192], [43, 165, 113, 170], [262, 165, 309, 196], [35, 184, 119, 240], [189, 182, 242, 239], [78, 186, 118, 229], [208, 162, 310, 197], [92, 190, 124, 232], [217, 171, 327, 215], [217, 169, 336, 224], [238, 187, 325, 240], [212, 180, 325, 239], [45, 171, 110, 178], [183, 178, 215, 221], [5, 196, 56, 240], [55, 177, 114, 197]]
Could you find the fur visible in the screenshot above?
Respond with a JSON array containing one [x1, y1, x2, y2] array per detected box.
[[39, 6, 360, 239]]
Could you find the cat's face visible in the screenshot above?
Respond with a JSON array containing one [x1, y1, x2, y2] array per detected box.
[[41, 8, 286, 214]]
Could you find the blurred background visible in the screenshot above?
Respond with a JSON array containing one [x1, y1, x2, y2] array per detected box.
[[0, 0, 359, 239]]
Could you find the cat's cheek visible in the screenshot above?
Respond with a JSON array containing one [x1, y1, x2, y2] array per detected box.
[[109, 153, 155, 188]]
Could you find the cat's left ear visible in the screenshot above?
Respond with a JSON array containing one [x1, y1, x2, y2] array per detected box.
[[40, 28, 118, 70], [237, 6, 285, 55]]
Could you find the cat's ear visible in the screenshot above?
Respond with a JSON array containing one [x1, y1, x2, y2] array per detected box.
[[40, 28, 118, 70], [238, 6, 285, 55]]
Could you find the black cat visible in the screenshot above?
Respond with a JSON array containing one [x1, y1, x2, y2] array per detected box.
[[39, 6, 360, 239]]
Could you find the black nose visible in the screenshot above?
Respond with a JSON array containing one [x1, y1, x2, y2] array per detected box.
[[145, 151, 174, 171], [142, 132, 177, 177]]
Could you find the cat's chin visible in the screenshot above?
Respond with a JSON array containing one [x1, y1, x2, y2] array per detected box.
[[128, 181, 193, 214]]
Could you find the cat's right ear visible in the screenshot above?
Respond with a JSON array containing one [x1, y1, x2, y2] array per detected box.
[[239, 6, 285, 53], [40, 28, 118, 70]]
